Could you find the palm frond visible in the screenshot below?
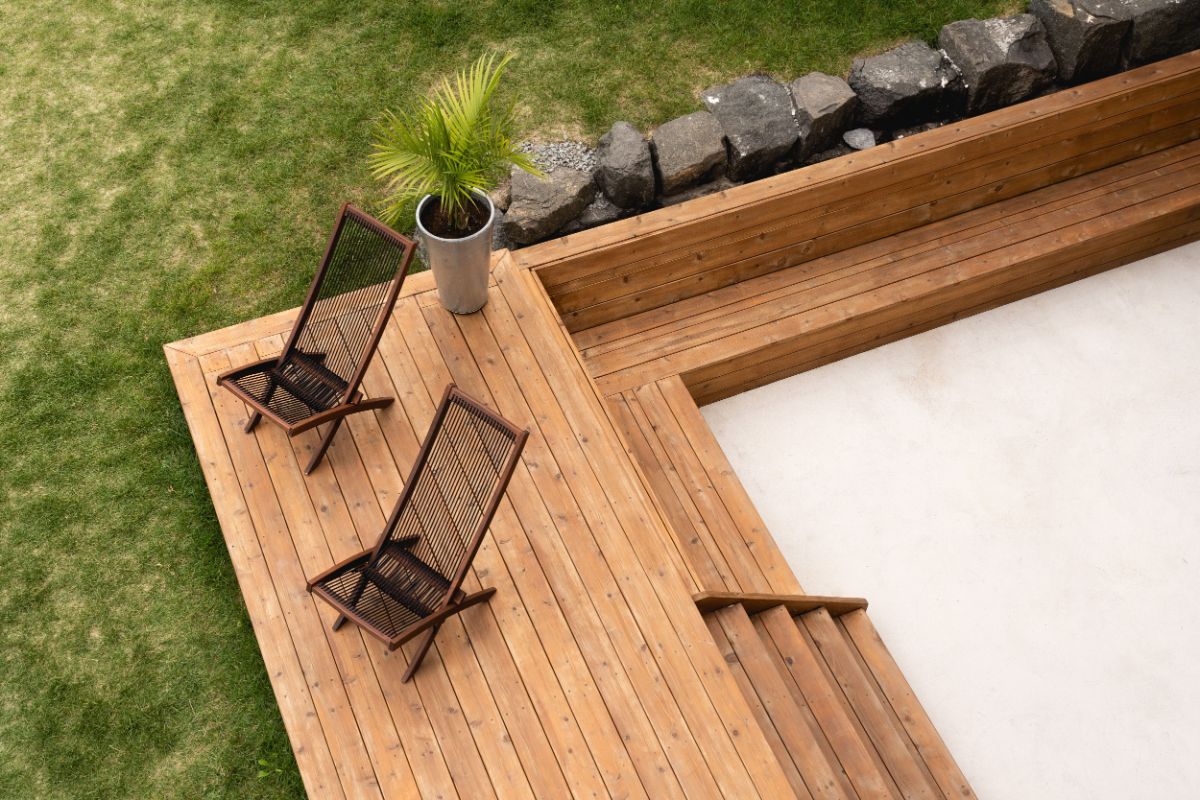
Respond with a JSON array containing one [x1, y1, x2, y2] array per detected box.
[[370, 51, 540, 231]]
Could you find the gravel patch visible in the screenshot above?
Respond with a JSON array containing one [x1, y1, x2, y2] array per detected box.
[[518, 140, 597, 173]]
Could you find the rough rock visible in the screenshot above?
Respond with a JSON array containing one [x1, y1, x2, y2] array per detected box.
[[488, 180, 511, 213], [702, 76, 798, 180], [561, 195, 625, 234], [595, 121, 655, 208], [789, 72, 859, 158], [501, 167, 595, 245], [848, 41, 964, 127], [1029, 0, 1130, 82], [804, 143, 855, 165], [842, 128, 877, 150], [660, 176, 739, 207], [939, 15, 1058, 114], [491, 209, 512, 251], [650, 111, 727, 195], [1111, 0, 1200, 67]]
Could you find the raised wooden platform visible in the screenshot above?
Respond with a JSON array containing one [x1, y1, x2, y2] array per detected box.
[[169, 51, 1200, 800], [167, 261, 805, 800]]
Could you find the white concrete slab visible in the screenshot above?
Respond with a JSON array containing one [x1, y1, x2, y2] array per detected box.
[[702, 241, 1200, 800]]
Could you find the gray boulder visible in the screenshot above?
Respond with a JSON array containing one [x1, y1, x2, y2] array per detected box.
[[595, 121, 655, 208], [562, 195, 624, 234], [650, 111, 727, 195], [501, 167, 595, 245], [1029, 0, 1130, 82], [849, 41, 963, 127], [702, 76, 799, 180], [1111, 0, 1200, 67], [939, 15, 1058, 115], [790, 72, 859, 158]]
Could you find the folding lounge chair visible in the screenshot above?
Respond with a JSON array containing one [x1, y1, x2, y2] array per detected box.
[[307, 385, 528, 682], [217, 204, 415, 473]]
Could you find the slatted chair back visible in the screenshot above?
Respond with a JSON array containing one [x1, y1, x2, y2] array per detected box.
[[280, 204, 415, 406], [373, 386, 527, 602]]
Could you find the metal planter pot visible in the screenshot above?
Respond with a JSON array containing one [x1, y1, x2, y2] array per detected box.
[[416, 191, 495, 315]]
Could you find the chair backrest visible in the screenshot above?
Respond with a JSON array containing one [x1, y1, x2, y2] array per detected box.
[[374, 386, 528, 601], [281, 204, 416, 402]]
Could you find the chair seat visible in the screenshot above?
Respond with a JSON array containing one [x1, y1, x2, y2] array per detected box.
[[225, 352, 349, 426], [311, 541, 451, 640]]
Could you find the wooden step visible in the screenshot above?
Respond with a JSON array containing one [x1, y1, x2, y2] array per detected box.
[[756, 606, 900, 800], [713, 604, 855, 799], [799, 609, 945, 800], [708, 602, 976, 800], [838, 610, 976, 800]]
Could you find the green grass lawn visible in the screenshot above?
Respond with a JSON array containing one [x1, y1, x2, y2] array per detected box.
[[0, 1, 1016, 796]]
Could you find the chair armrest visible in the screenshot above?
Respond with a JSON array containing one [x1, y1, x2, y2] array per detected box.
[[215, 356, 280, 386], [306, 547, 373, 590]]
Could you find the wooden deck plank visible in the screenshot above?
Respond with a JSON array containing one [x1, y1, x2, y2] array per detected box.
[[616, 389, 736, 591], [200, 346, 387, 800], [385, 302, 677, 800], [375, 313, 646, 800], [407, 300, 659, 800], [705, 613, 814, 800], [605, 392, 709, 592], [655, 375, 803, 593], [497, 258, 797, 798], [165, 347, 350, 800], [633, 380, 774, 592], [330, 356, 546, 800], [242, 337, 425, 800], [354, 356, 585, 800], [468, 288, 726, 799], [683, 187, 1200, 404], [757, 608, 901, 800]]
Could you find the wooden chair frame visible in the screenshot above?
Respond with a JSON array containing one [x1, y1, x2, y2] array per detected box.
[[217, 204, 416, 473], [307, 384, 528, 682]]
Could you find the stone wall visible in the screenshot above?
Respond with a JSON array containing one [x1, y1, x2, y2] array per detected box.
[[499, 0, 1200, 248]]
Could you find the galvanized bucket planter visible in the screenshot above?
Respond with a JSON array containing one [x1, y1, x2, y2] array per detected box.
[[416, 190, 495, 315]]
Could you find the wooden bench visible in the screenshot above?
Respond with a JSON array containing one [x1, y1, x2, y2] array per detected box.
[[516, 51, 1200, 404]]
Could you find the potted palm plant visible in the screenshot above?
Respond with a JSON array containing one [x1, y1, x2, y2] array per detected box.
[[370, 52, 540, 314]]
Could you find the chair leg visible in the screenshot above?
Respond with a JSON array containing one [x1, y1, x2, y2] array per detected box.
[[305, 416, 345, 474], [244, 410, 262, 433], [401, 625, 440, 683], [332, 614, 348, 631], [302, 397, 394, 474], [399, 588, 496, 682]]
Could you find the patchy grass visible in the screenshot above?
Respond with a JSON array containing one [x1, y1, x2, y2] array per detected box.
[[0, 0, 1015, 797]]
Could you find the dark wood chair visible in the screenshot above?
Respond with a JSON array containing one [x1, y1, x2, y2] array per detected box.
[[217, 204, 416, 473], [308, 385, 528, 682]]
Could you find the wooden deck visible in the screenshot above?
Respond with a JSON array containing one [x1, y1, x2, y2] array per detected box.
[[167, 260, 807, 800], [168, 51, 1200, 799]]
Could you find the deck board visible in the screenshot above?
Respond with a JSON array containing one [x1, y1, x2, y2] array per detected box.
[[166, 256, 796, 799]]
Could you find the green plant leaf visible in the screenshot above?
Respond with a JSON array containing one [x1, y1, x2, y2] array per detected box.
[[369, 51, 542, 233]]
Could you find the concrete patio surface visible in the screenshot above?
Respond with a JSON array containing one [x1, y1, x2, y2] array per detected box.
[[703, 240, 1200, 799]]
